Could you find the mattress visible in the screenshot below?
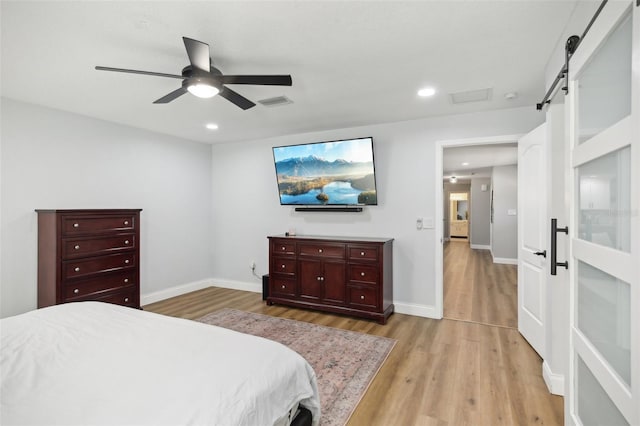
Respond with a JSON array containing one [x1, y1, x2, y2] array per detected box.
[[0, 302, 320, 425]]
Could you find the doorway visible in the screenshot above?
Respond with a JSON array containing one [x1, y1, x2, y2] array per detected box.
[[435, 135, 522, 322]]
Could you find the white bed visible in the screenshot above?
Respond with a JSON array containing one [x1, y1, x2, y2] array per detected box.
[[0, 302, 320, 426]]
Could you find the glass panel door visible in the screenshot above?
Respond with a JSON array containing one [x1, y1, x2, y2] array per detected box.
[[567, 2, 638, 425]]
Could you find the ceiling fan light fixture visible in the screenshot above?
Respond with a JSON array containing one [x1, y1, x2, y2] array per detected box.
[[187, 82, 220, 98]]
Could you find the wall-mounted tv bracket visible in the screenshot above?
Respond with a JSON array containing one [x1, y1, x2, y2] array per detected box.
[[550, 218, 569, 275], [536, 0, 609, 110]]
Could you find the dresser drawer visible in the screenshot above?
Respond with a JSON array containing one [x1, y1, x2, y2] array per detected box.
[[62, 215, 136, 236], [92, 288, 138, 307], [272, 257, 296, 276], [299, 243, 345, 259], [63, 253, 136, 281], [64, 271, 135, 300], [62, 234, 135, 259], [348, 245, 379, 261], [348, 264, 379, 284], [348, 286, 378, 310], [270, 278, 296, 297], [271, 240, 296, 256]]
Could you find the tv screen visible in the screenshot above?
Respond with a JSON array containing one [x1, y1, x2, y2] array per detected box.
[[273, 137, 378, 206]]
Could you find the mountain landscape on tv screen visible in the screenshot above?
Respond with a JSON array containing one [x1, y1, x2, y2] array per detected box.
[[275, 155, 377, 205]]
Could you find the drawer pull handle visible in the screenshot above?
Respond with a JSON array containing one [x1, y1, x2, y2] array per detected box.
[[317, 276, 321, 281], [318, 249, 323, 253], [74, 245, 80, 250], [124, 259, 130, 264], [320, 277, 324, 281], [281, 285, 286, 289], [124, 278, 129, 283], [281, 264, 286, 269], [361, 272, 365, 277], [124, 240, 130, 245], [360, 295, 365, 300], [124, 220, 129, 225], [73, 223, 79, 228], [282, 246, 286, 251], [74, 267, 80, 272], [124, 297, 129, 302], [361, 251, 365, 256], [73, 289, 79, 294]]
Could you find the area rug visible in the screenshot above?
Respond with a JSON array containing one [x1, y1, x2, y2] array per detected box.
[[196, 309, 396, 426]]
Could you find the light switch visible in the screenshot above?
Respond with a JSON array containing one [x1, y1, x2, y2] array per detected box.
[[416, 218, 423, 230], [507, 209, 517, 216], [423, 217, 434, 229]]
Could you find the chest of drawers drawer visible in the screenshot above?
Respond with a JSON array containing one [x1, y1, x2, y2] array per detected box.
[[271, 240, 296, 256], [348, 246, 379, 261], [272, 257, 297, 276], [63, 253, 136, 281], [298, 243, 345, 259], [62, 215, 136, 236], [62, 234, 135, 259], [64, 271, 136, 300], [348, 264, 379, 284]]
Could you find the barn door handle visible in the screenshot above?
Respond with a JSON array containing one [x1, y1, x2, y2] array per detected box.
[[534, 250, 547, 258], [551, 218, 569, 275]]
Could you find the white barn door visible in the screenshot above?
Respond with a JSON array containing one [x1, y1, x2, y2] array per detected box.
[[566, 2, 639, 424]]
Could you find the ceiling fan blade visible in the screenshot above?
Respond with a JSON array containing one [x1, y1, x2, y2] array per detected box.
[[95, 66, 183, 79], [182, 37, 210, 72], [219, 87, 256, 110], [220, 75, 292, 86], [153, 87, 188, 104]]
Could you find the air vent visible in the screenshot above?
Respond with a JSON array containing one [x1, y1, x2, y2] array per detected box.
[[258, 96, 293, 107], [449, 88, 492, 104]]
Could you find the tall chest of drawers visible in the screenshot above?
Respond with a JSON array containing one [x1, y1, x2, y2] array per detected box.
[[267, 235, 394, 324], [36, 209, 142, 309]]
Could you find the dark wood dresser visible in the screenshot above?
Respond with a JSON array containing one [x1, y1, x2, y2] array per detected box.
[[36, 209, 142, 309], [267, 235, 393, 324]]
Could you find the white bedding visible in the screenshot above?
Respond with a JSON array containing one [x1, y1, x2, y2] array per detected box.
[[0, 302, 320, 426]]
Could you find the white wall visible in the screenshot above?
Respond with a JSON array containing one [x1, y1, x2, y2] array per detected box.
[[0, 98, 214, 317], [470, 177, 491, 247], [210, 107, 542, 316], [491, 165, 518, 262]]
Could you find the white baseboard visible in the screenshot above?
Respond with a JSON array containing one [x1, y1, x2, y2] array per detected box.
[[542, 360, 565, 396], [470, 244, 491, 250], [141, 278, 215, 306], [211, 278, 262, 294], [142, 279, 440, 321], [394, 301, 441, 319], [492, 256, 518, 265]]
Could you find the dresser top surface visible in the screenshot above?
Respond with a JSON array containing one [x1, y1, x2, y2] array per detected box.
[[268, 234, 393, 243], [35, 209, 143, 214]]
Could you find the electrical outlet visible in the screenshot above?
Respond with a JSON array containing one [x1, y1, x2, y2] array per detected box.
[[250, 261, 256, 271]]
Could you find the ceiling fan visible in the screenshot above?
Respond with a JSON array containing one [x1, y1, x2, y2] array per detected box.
[[95, 37, 292, 110]]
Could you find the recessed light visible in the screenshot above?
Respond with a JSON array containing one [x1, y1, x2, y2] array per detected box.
[[449, 176, 458, 183], [205, 123, 219, 130], [418, 87, 436, 97], [462, 162, 469, 166]]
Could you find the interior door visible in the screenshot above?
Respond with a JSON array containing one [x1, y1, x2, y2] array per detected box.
[[517, 123, 547, 358], [566, 2, 638, 424]]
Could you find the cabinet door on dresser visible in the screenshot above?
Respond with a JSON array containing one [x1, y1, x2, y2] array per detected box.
[[299, 259, 346, 304], [36, 209, 142, 309]]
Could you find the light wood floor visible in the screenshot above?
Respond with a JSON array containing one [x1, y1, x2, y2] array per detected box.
[[444, 240, 518, 328], [144, 287, 563, 425]]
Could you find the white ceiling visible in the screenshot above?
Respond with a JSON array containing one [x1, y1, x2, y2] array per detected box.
[[443, 143, 518, 181], [1, 1, 577, 144]]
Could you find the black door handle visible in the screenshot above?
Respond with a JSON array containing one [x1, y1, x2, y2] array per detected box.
[[534, 250, 547, 258], [551, 218, 569, 275]]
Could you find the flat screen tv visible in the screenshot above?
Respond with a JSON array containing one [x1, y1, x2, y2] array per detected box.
[[272, 137, 378, 206]]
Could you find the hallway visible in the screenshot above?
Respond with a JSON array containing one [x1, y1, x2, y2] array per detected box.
[[443, 240, 517, 328]]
